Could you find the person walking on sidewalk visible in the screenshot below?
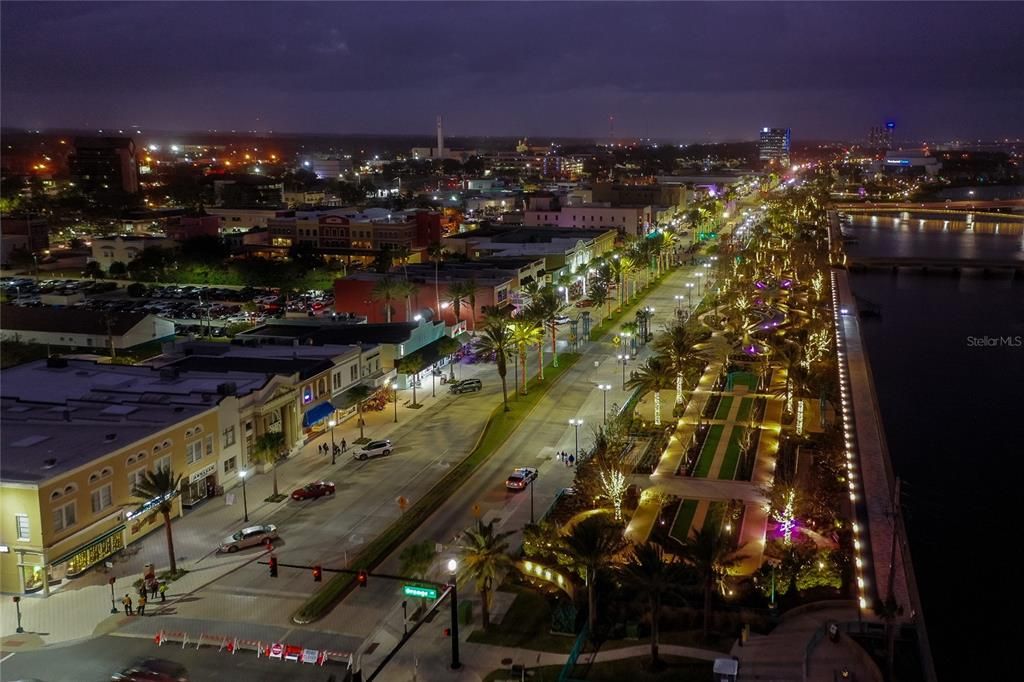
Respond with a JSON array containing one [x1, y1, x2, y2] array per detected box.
[[137, 593, 147, 616], [122, 594, 133, 616], [159, 581, 167, 602], [148, 579, 159, 599], [341, 438, 347, 453]]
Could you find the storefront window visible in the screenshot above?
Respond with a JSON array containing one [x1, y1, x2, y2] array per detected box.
[[63, 531, 125, 578]]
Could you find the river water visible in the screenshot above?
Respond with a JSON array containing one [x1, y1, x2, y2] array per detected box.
[[845, 226, 1024, 678]]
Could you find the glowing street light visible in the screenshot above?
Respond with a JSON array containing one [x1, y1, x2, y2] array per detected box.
[[568, 418, 584, 459], [597, 384, 612, 424]]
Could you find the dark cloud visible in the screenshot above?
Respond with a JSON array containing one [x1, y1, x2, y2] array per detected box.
[[2, 1, 1022, 139]]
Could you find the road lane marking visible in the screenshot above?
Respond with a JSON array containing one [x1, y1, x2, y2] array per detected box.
[[1, 652, 15, 663]]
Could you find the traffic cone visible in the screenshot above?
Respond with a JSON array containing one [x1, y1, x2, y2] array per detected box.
[[154, 630, 163, 645]]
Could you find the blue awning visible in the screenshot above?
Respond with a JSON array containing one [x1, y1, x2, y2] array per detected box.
[[302, 401, 335, 427]]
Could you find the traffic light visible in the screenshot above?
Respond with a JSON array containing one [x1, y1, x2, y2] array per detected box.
[[312, 565, 322, 582], [357, 569, 368, 588], [269, 555, 278, 578]]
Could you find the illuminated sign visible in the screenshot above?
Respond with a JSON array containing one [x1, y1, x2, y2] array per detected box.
[[189, 463, 217, 484], [884, 159, 911, 166], [402, 584, 438, 600], [126, 490, 178, 520]]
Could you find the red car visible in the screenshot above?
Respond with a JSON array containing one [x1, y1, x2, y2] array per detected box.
[[290, 481, 336, 500]]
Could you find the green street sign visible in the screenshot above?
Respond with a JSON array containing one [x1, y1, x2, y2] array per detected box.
[[403, 584, 438, 600]]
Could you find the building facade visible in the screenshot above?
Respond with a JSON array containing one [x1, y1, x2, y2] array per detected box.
[[758, 127, 791, 166], [70, 137, 139, 195]]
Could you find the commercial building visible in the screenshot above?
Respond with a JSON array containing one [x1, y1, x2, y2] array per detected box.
[[758, 127, 791, 166], [283, 189, 327, 207], [0, 216, 50, 254], [524, 204, 653, 236], [213, 177, 285, 208], [591, 182, 687, 210], [872, 150, 940, 176], [303, 157, 353, 179], [69, 137, 139, 195], [868, 122, 896, 150], [204, 207, 294, 230], [163, 215, 221, 242], [442, 225, 616, 278], [89, 234, 177, 271], [0, 305, 175, 351]]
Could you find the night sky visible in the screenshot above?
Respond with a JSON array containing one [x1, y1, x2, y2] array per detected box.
[[3, 1, 1023, 141]]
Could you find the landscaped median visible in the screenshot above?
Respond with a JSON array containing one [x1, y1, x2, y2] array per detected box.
[[292, 352, 582, 624]]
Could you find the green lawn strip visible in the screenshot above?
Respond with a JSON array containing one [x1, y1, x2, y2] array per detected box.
[[589, 270, 674, 341], [669, 498, 699, 544], [716, 426, 745, 481], [713, 396, 733, 420], [736, 397, 753, 422], [692, 425, 724, 478], [729, 372, 758, 391], [701, 501, 726, 535], [483, 655, 714, 682], [292, 354, 581, 624]]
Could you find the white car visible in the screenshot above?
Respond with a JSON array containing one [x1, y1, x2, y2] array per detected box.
[[505, 467, 538, 490], [554, 315, 572, 325], [354, 439, 393, 460], [219, 524, 278, 552]]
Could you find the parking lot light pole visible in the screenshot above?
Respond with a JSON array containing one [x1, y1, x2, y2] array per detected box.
[[598, 384, 612, 424], [239, 470, 249, 522], [528, 474, 537, 525], [617, 354, 627, 390], [448, 559, 461, 669], [392, 382, 399, 423], [569, 418, 583, 459], [328, 419, 337, 465], [109, 577, 118, 614]]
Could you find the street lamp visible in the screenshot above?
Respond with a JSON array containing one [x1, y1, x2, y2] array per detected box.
[[568, 418, 583, 459], [598, 384, 612, 424], [528, 472, 538, 525], [391, 381, 399, 423], [239, 469, 249, 522], [328, 419, 337, 465], [617, 353, 627, 390], [558, 285, 569, 304], [447, 558, 461, 669], [13, 596, 24, 633], [685, 282, 695, 308], [695, 272, 705, 296], [674, 294, 683, 311], [109, 576, 118, 614]]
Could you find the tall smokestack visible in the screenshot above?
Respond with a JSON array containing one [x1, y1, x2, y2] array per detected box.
[[436, 115, 444, 159]]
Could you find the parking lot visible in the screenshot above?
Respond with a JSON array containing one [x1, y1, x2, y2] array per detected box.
[[1, 278, 336, 335]]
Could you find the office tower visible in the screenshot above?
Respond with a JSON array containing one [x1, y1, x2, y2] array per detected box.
[[758, 127, 791, 166]]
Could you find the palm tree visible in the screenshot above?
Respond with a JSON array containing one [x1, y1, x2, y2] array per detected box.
[[251, 431, 286, 497], [371, 277, 403, 323], [590, 281, 610, 323], [652, 323, 703, 406], [132, 466, 184, 574], [509, 317, 542, 395], [459, 519, 514, 629], [436, 335, 461, 382], [563, 515, 626, 635], [427, 241, 444, 316], [625, 356, 674, 426], [392, 244, 412, 279], [446, 281, 470, 327], [348, 385, 373, 440], [620, 543, 684, 668], [474, 315, 514, 411], [605, 258, 624, 310], [462, 278, 480, 332], [394, 279, 417, 322], [530, 285, 566, 368], [676, 528, 744, 640], [396, 354, 423, 406]]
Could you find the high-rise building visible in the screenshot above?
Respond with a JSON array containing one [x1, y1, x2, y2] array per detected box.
[[868, 121, 896, 150], [758, 127, 791, 166], [69, 137, 139, 195]]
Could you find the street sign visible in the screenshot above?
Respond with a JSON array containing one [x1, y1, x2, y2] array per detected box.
[[269, 642, 284, 659], [403, 584, 438, 600]]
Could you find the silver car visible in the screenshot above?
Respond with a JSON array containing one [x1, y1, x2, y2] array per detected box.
[[354, 439, 392, 460], [219, 524, 278, 552]]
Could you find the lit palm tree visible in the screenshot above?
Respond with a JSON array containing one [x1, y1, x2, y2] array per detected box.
[[652, 322, 703, 405], [474, 315, 514, 411], [446, 281, 470, 327], [590, 281, 610, 323], [371, 277, 404, 323], [462, 278, 480, 332], [459, 519, 514, 629], [509, 317, 542, 395], [427, 241, 444, 316], [436, 335, 461, 382], [563, 515, 626, 635], [347, 385, 373, 440], [251, 431, 286, 497], [625, 356, 674, 426], [676, 527, 744, 640], [132, 466, 184, 574], [529, 285, 566, 368], [620, 543, 685, 668]]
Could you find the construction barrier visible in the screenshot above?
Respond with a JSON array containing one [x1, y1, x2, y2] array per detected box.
[[153, 629, 346, 666]]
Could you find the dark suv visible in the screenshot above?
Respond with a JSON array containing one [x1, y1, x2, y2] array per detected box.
[[449, 378, 482, 394]]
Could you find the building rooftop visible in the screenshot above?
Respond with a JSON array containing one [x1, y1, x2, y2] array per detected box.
[[444, 226, 614, 243], [238, 322, 419, 346], [1, 396, 210, 484], [0, 305, 157, 336]]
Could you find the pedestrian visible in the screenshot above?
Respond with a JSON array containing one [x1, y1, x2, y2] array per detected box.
[[569, 454, 576, 467], [159, 581, 167, 602], [149, 579, 158, 599], [138, 584, 146, 599], [564, 453, 570, 468], [137, 593, 147, 616], [122, 594, 133, 616], [341, 438, 347, 453]]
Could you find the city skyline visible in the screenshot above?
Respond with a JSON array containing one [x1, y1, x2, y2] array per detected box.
[[2, 1, 1023, 141]]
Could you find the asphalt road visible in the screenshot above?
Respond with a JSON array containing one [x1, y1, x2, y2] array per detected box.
[[0, 634, 344, 682]]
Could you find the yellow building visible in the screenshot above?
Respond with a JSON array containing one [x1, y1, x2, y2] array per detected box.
[[1, 397, 219, 594]]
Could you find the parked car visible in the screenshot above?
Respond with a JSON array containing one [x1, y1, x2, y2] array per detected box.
[[290, 481, 336, 500], [219, 524, 278, 552], [505, 467, 538, 490], [554, 315, 572, 325], [448, 378, 482, 394], [111, 658, 189, 682], [354, 439, 392, 460], [574, 299, 593, 308]]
